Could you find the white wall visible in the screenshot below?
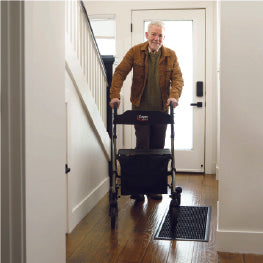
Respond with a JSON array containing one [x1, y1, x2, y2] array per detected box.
[[85, 1, 217, 174], [65, 71, 109, 233], [24, 2, 66, 263], [217, 1, 263, 254]]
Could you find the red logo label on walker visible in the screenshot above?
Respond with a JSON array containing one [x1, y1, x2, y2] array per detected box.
[[137, 114, 149, 121]]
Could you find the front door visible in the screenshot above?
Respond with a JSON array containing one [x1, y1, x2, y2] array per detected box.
[[131, 9, 206, 172]]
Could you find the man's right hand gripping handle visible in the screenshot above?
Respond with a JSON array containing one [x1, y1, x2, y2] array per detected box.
[[110, 98, 120, 109]]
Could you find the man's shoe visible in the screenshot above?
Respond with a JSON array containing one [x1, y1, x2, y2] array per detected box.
[[148, 194, 162, 200], [130, 194, 145, 202]]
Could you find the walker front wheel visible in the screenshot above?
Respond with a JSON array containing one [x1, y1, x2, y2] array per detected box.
[[110, 206, 117, 229]]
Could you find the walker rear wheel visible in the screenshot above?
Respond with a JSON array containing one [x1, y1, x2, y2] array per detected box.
[[109, 189, 118, 229]]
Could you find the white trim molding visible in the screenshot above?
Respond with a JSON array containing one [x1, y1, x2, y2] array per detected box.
[[217, 202, 263, 254], [69, 177, 109, 233], [217, 229, 263, 255], [1, 2, 26, 262]]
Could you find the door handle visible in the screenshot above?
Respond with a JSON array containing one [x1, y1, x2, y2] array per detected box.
[[190, 102, 203, 107]]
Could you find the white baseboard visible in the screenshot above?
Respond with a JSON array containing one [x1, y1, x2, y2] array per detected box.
[[68, 177, 109, 233], [217, 202, 263, 254], [205, 161, 217, 175], [216, 229, 263, 254]]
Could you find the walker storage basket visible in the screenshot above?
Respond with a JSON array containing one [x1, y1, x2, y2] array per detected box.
[[118, 148, 171, 195]]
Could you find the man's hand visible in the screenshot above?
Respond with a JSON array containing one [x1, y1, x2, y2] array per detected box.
[[167, 98, 178, 108], [109, 98, 120, 109]]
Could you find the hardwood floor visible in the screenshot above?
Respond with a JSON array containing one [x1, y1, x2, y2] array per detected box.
[[66, 174, 263, 263], [218, 252, 263, 263]]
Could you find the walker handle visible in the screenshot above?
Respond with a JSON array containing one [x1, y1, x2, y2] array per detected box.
[[170, 101, 174, 138], [170, 101, 174, 119], [113, 102, 118, 115], [112, 102, 118, 139]]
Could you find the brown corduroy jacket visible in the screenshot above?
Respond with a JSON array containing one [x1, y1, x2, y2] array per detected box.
[[110, 41, 184, 110]]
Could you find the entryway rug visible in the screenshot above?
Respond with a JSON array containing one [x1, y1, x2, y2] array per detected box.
[[155, 206, 211, 242]]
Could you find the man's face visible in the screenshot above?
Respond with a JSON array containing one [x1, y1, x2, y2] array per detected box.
[[145, 25, 165, 52]]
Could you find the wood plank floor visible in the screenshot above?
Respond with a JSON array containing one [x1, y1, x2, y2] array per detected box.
[[218, 252, 263, 263], [66, 174, 263, 263]]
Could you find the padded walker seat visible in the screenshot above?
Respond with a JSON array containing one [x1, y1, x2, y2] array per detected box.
[[118, 148, 171, 195]]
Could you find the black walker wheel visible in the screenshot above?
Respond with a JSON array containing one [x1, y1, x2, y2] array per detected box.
[[109, 189, 118, 229], [169, 186, 182, 227], [110, 206, 117, 229]]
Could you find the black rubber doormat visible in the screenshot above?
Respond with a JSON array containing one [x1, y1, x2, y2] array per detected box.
[[155, 206, 211, 242]]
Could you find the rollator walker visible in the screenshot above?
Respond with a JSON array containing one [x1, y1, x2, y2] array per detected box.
[[109, 102, 182, 229]]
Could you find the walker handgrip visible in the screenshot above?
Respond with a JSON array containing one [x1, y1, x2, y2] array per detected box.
[[170, 101, 174, 139], [113, 102, 118, 115], [170, 101, 174, 120], [112, 102, 118, 139]]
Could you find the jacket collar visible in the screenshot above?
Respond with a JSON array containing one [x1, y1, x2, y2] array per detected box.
[[140, 41, 171, 57]]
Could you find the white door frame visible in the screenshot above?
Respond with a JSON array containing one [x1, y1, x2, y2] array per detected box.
[[1, 2, 26, 262]]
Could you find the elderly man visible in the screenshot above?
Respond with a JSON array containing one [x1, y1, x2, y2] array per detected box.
[[110, 20, 184, 201]]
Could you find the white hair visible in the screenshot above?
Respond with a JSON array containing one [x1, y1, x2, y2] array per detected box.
[[147, 20, 165, 32]]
